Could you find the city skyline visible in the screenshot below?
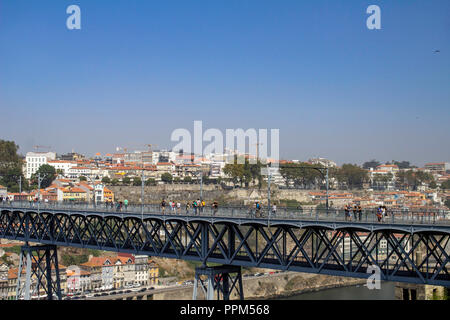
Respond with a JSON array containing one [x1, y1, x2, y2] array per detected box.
[[1, 1, 449, 166]]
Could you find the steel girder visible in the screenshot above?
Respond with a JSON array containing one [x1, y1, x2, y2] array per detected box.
[[193, 265, 244, 300], [1, 209, 449, 286], [16, 244, 62, 300]]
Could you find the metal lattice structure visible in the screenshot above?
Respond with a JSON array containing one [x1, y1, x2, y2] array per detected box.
[[1, 207, 449, 288], [16, 244, 62, 300], [193, 265, 244, 300]]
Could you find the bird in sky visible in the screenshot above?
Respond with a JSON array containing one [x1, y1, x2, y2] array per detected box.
[[434, 50, 440, 53]]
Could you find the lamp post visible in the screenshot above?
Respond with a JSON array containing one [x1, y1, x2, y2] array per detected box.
[[267, 164, 271, 219], [85, 175, 97, 210], [141, 169, 145, 219], [36, 173, 46, 214], [325, 167, 329, 214]]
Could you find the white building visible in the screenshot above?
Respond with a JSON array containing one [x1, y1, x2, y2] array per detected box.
[[47, 160, 77, 176], [209, 162, 226, 178], [134, 255, 149, 286], [94, 183, 105, 203], [25, 152, 56, 179], [308, 158, 337, 168], [67, 167, 92, 179]]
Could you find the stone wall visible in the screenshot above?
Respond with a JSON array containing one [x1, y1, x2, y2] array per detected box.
[[394, 282, 447, 300], [108, 185, 313, 205]]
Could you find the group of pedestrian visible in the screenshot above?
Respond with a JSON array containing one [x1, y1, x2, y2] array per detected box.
[[376, 205, 388, 222], [344, 203, 363, 221], [104, 199, 128, 212], [161, 198, 212, 215], [0, 196, 10, 205]]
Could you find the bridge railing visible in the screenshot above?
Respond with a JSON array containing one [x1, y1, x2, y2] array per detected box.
[[1, 201, 449, 225]]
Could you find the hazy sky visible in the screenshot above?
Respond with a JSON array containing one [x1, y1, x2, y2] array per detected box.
[[0, 0, 449, 166]]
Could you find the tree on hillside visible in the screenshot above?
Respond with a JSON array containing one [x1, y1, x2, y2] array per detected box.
[[445, 198, 450, 209], [0, 140, 21, 169], [145, 178, 156, 186], [161, 173, 173, 184], [79, 176, 87, 181], [387, 160, 413, 169], [122, 177, 131, 185], [111, 178, 119, 186], [183, 176, 192, 183], [279, 162, 324, 189], [362, 160, 381, 169], [333, 164, 368, 190], [31, 164, 56, 189], [0, 139, 24, 192], [396, 170, 434, 190], [223, 157, 263, 188], [441, 179, 450, 190], [102, 176, 111, 184], [133, 177, 142, 186]]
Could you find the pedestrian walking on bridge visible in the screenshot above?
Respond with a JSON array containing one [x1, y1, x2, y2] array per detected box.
[[161, 199, 166, 214]]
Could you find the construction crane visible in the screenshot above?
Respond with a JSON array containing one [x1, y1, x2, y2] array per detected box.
[[33, 145, 51, 152]]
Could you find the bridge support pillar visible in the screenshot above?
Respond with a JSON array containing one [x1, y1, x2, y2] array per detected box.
[[16, 244, 62, 300], [192, 265, 244, 300], [394, 282, 446, 300]]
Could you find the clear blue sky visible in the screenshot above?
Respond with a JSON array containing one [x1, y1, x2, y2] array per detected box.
[[0, 0, 449, 166]]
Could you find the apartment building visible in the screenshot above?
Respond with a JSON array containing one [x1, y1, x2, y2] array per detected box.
[[424, 162, 450, 174], [24, 152, 56, 179]]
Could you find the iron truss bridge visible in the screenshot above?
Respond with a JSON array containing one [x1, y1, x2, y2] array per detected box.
[[1, 203, 450, 287]]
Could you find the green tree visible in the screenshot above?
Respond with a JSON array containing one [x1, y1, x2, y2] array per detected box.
[[445, 198, 450, 209], [174, 177, 181, 183], [161, 173, 173, 183], [279, 162, 324, 189], [122, 176, 131, 185], [183, 176, 193, 183], [102, 176, 111, 184], [389, 160, 413, 169], [111, 178, 119, 186], [133, 177, 142, 186], [441, 179, 450, 190], [334, 164, 368, 190], [79, 176, 87, 182], [362, 160, 381, 169], [0, 140, 21, 170], [145, 178, 156, 186], [61, 254, 89, 266], [397, 170, 434, 190], [32, 164, 56, 188], [0, 140, 24, 192], [222, 157, 262, 188]]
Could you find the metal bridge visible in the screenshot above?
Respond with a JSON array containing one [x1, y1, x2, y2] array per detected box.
[[1, 202, 449, 299]]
